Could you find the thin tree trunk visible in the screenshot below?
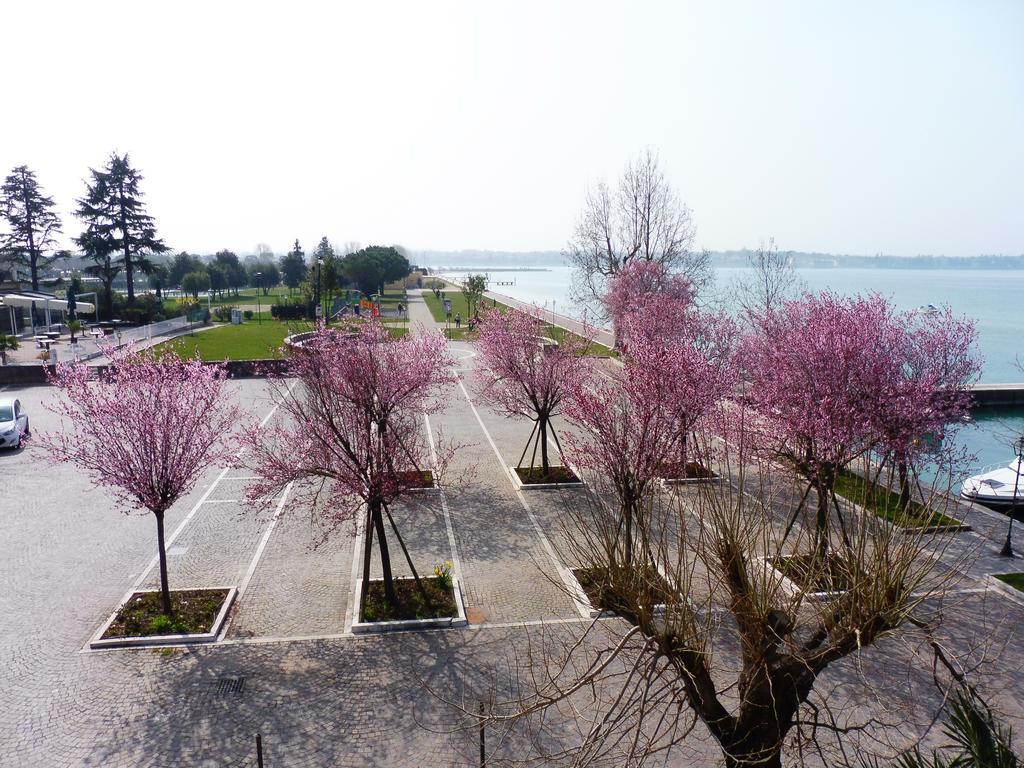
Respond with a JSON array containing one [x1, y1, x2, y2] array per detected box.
[[361, 503, 375, 606], [154, 510, 173, 616], [372, 500, 398, 605], [897, 454, 911, 511], [815, 479, 830, 558], [539, 415, 550, 474]]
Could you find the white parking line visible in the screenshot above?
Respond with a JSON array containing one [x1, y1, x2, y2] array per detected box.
[[217, 481, 294, 640], [455, 378, 591, 618], [424, 412, 468, 610]]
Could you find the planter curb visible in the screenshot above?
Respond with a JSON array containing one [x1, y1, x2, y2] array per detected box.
[[350, 575, 468, 635], [88, 586, 237, 650]]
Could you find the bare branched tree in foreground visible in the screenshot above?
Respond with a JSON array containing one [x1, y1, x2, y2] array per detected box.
[[566, 148, 710, 312], [446, 425, 977, 767]]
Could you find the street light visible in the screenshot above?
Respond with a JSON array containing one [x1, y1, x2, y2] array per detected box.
[[255, 273, 262, 325], [315, 257, 324, 323], [999, 434, 1024, 557]]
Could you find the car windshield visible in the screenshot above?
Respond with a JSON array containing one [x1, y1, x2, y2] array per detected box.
[[0, 406, 13, 422]]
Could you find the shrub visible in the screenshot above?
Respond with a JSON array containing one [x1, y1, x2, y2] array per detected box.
[[271, 304, 307, 320], [213, 306, 236, 323], [243, 310, 254, 321]]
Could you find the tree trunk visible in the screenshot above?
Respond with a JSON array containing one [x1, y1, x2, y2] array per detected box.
[[815, 478, 830, 558], [154, 510, 173, 616], [897, 455, 911, 511], [539, 415, 550, 474], [622, 498, 634, 566], [361, 503, 375, 607], [372, 500, 398, 606]]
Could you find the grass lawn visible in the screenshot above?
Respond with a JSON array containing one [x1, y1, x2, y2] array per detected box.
[[164, 319, 407, 360], [832, 467, 964, 530], [166, 321, 302, 360], [422, 288, 613, 353], [995, 573, 1024, 592]]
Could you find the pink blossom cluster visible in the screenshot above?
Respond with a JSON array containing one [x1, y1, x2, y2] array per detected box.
[[739, 292, 980, 476], [41, 345, 243, 516], [602, 259, 694, 350], [474, 306, 590, 472], [243, 321, 457, 528]]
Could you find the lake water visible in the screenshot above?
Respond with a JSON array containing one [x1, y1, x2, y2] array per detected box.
[[432, 263, 1024, 484]]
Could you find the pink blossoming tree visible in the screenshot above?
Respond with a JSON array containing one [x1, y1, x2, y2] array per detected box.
[[41, 347, 242, 616], [620, 300, 738, 477], [564, 368, 684, 566], [871, 305, 979, 509], [741, 292, 979, 553], [474, 306, 589, 480], [602, 259, 693, 350], [242, 321, 456, 608]]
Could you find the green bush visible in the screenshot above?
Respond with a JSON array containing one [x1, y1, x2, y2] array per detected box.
[[213, 305, 236, 322]]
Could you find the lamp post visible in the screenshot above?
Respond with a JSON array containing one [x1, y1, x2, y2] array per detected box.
[[255, 272, 262, 325], [315, 257, 324, 323], [999, 434, 1024, 558]]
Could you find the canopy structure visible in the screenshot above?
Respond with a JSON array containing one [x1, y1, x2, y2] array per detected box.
[[0, 292, 97, 334]]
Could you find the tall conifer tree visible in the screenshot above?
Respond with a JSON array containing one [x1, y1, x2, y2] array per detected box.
[[0, 165, 63, 290], [75, 153, 168, 305]]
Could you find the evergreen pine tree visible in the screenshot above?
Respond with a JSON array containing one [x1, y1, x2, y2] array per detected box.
[[75, 153, 169, 306], [0, 165, 63, 291]]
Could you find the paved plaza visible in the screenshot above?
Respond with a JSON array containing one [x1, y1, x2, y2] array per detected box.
[[1, 292, 1022, 766]]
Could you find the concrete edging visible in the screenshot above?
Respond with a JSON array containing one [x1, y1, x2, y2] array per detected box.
[[988, 573, 1024, 609], [350, 576, 468, 634], [88, 587, 238, 650], [508, 465, 585, 491]]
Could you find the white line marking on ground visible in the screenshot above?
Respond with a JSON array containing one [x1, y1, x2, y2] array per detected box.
[[456, 378, 590, 618], [99, 382, 295, 639], [217, 481, 294, 640], [424, 412, 469, 616]]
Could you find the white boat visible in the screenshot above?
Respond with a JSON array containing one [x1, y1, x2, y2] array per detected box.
[[961, 457, 1024, 509]]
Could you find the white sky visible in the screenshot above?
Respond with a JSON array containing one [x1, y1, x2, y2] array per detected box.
[[3, 1, 1021, 257]]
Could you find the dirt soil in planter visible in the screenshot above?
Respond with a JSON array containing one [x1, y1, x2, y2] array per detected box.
[[396, 469, 435, 489], [574, 565, 674, 625], [515, 466, 580, 485], [102, 589, 230, 639], [660, 461, 716, 480], [773, 553, 853, 593], [361, 576, 457, 622]]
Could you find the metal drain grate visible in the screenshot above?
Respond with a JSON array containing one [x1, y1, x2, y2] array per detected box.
[[215, 676, 246, 696]]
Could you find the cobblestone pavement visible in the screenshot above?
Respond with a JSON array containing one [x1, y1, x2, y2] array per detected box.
[[1, 298, 1023, 765]]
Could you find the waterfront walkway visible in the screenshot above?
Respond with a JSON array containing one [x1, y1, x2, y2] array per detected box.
[[437, 276, 616, 349]]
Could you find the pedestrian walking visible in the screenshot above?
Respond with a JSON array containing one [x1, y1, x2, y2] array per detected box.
[[455, 312, 462, 329]]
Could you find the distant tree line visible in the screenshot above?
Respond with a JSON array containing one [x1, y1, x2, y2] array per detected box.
[[0, 157, 413, 323]]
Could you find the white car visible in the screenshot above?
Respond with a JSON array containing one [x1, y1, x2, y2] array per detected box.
[[0, 398, 29, 449]]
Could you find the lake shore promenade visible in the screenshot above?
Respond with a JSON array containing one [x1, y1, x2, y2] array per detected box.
[[0, 290, 1022, 766], [436, 274, 617, 349]]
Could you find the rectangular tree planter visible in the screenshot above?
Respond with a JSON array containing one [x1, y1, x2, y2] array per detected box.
[[397, 469, 442, 495], [835, 492, 970, 535], [658, 461, 719, 486], [763, 556, 850, 602], [350, 575, 468, 634], [988, 573, 1024, 608], [509, 465, 584, 491], [570, 563, 671, 620], [89, 586, 237, 649]]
